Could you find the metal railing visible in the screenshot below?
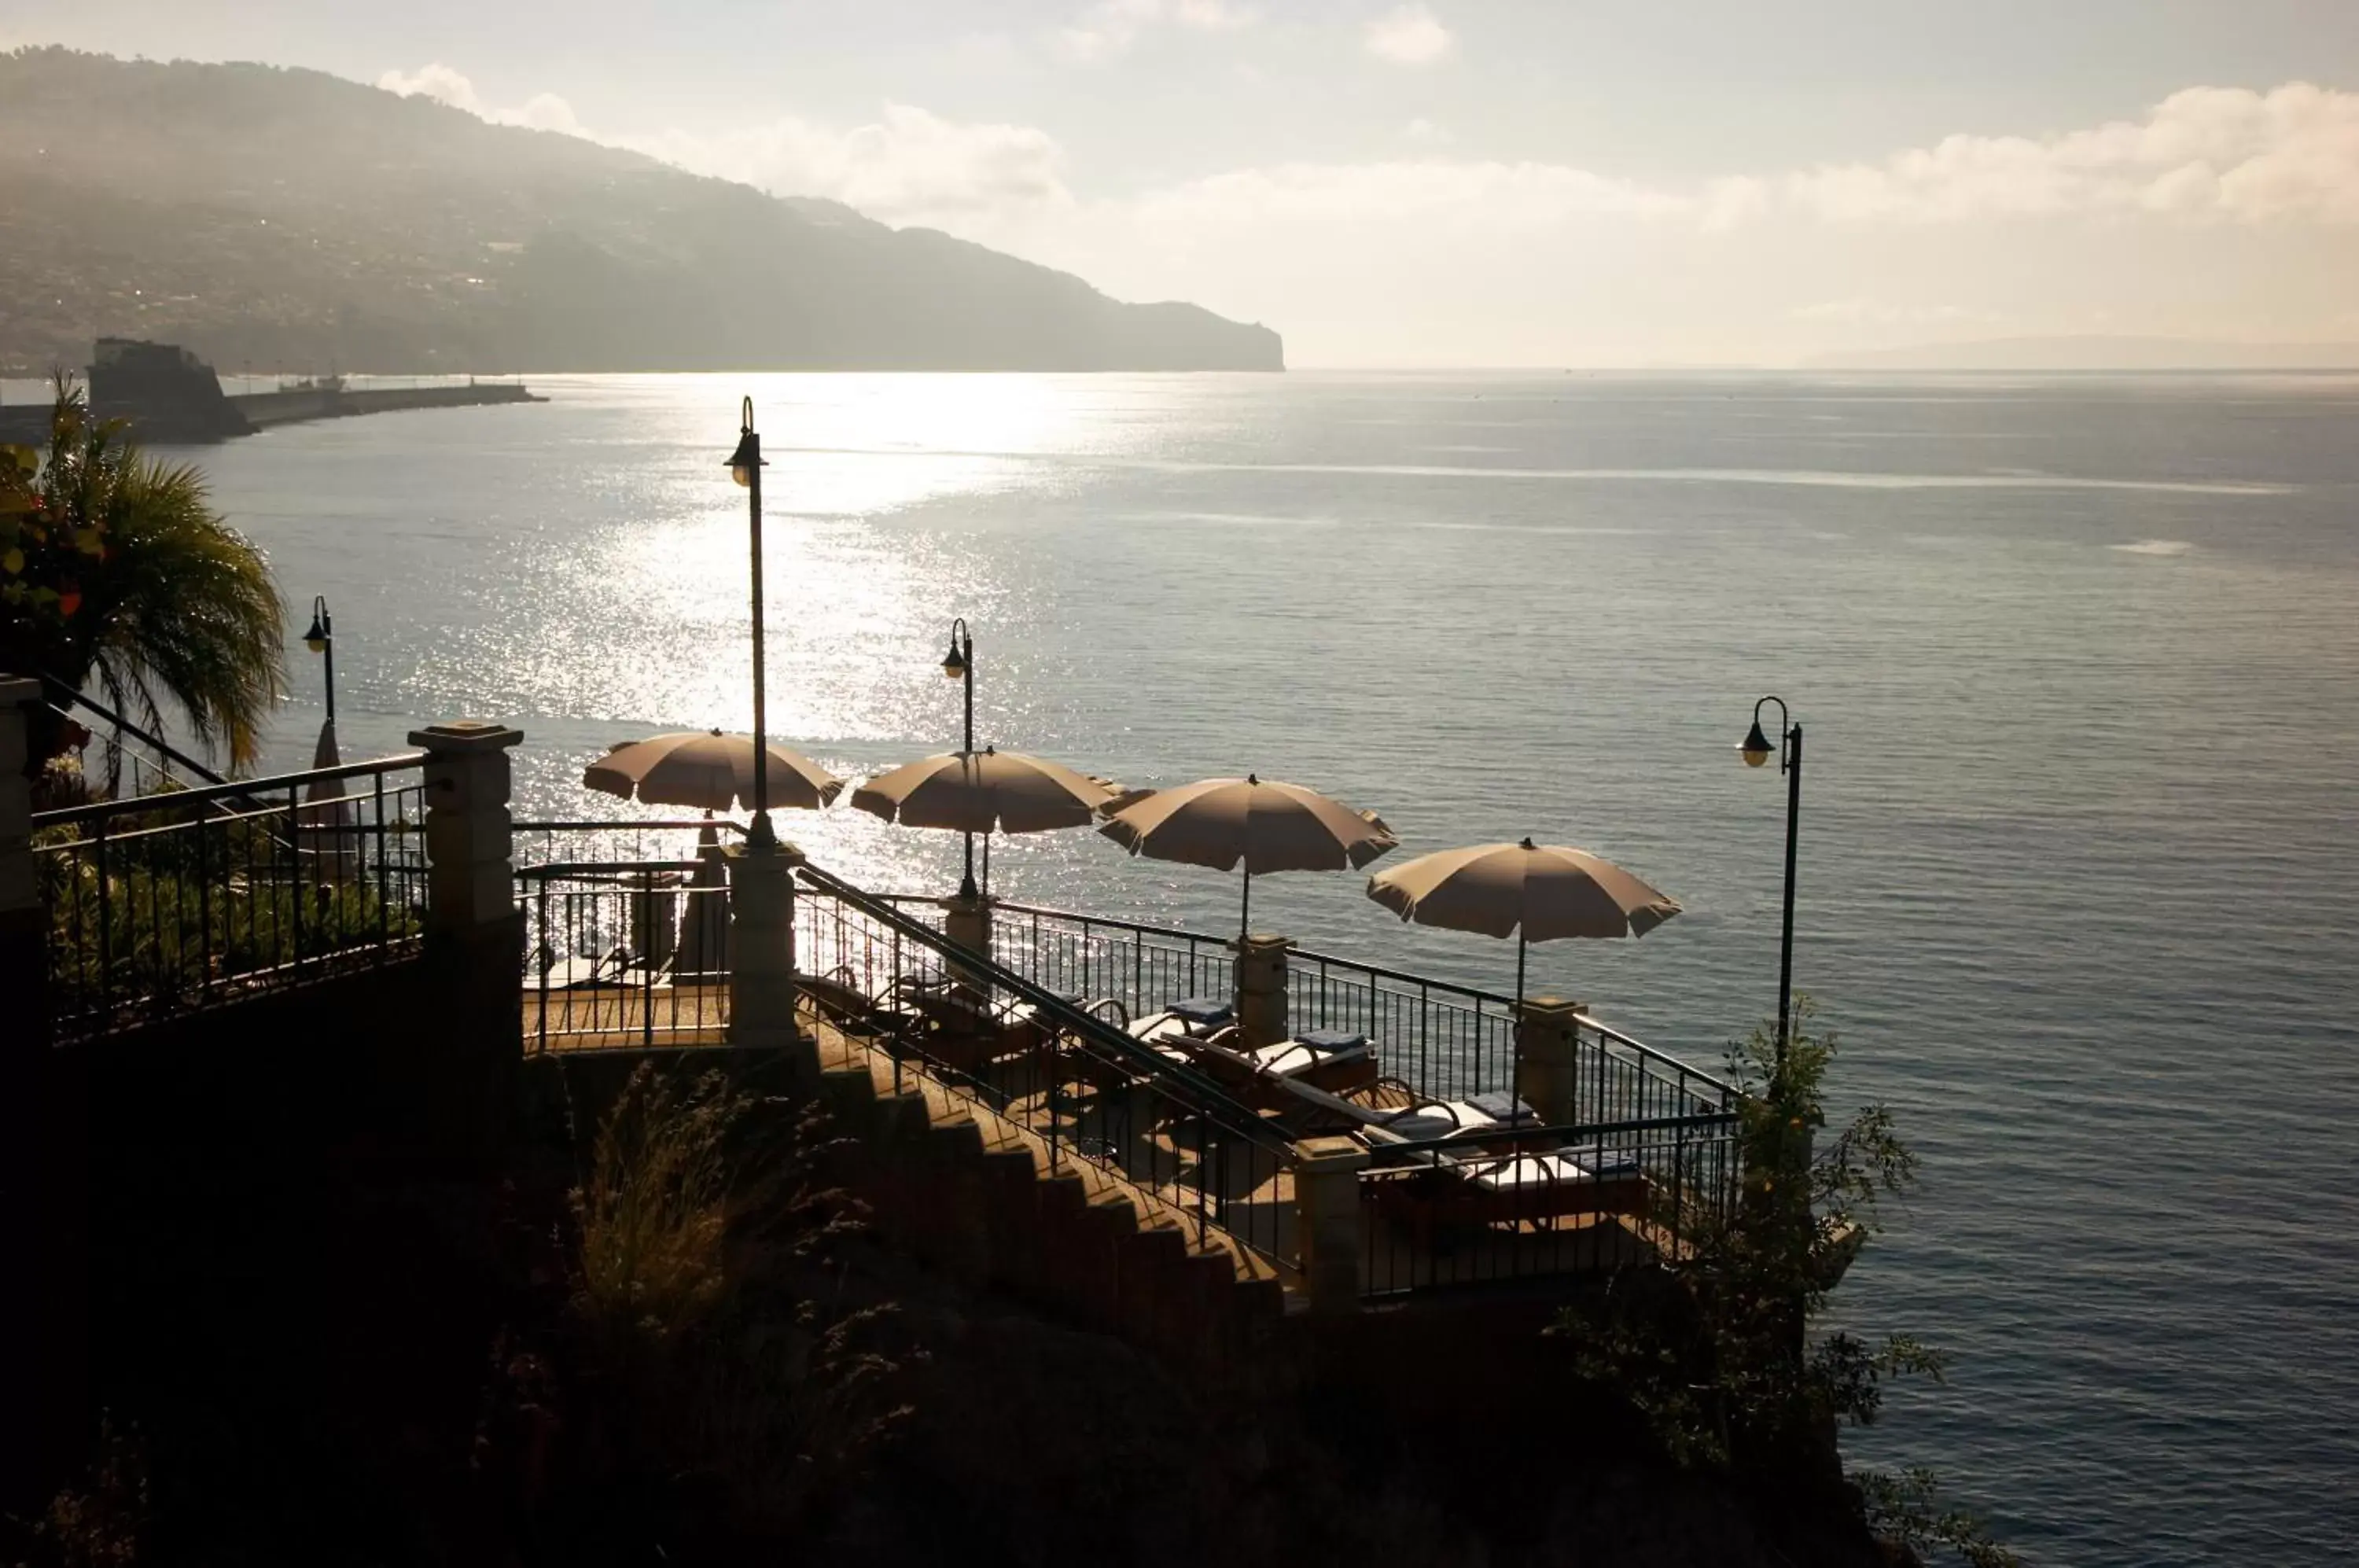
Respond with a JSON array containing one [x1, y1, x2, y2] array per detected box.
[[977, 900, 1735, 1121], [793, 866, 1301, 1277], [1356, 1111, 1740, 1298], [32, 753, 431, 1042], [513, 817, 747, 873], [518, 858, 734, 1055]]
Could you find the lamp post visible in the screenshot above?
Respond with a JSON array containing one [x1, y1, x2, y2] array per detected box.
[[301, 595, 335, 725], [725, 397, 775, 848], [1739, 695, 1802, 1068], [942, 617, 977, 898]]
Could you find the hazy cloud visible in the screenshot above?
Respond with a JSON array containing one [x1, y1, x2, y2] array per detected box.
[[1055, 0, 1254, 63], [1788, 83, 2359, 226], [1787, 299, 1999, 327], [377, 63, 583, 134], [625, 105, 1073, 223], [1365, 5, 1453, 65]]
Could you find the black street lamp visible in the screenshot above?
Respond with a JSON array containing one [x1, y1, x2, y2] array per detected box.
[[1739, 695, 1803, 1068], [726, 397, 775, 848], [942, 617, 977, 899], [301, 595, 335, 725]]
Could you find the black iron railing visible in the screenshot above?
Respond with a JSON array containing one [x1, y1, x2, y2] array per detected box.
[[32, 753, 430, 1042], [517, 859, 734, 1054], [973, 900, 1735, 1121], [794, 866, 1301, 1277], [1356, 1111, 1740, 1298], [513, 817, 747, 873]]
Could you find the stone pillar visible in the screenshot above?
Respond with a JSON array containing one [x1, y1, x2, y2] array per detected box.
[[943, 887, 992, 988], [727, 839, 815, 1075], [1233, 932, 1290, 1048], [410, 721, 525, 1163], [1513, 994, 1587, 1128], [1293, 1135, 1368, 1315]]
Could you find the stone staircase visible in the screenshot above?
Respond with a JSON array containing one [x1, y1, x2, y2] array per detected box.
[[809, 1019, 1291, 1380]]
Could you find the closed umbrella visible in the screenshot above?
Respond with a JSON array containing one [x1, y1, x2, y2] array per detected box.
[[850, 745, 1124, 894], [1366, 837, 1680, 1008], [300, 716, 358, 882], [1099, 773, 1397, 936], [583, 729, 845, 813]]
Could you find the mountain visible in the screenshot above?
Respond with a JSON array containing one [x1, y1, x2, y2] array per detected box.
[[1806, 336, 2359, 371], [0, 48, 1283, 375]]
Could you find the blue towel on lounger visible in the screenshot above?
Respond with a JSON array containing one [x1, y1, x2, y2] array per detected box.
[[1294, 1028, 1367, 1055], [1170, 996, 1233, 1028], [1467, 1091, 1535, 1124]]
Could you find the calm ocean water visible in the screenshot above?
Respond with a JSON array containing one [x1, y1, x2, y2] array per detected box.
[[116, 371, 2359, 1564]]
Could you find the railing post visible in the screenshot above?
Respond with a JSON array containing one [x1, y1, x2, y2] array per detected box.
[[410, 720, 524, 1163], [726, 838, 816, 1082], [943, 885, 992, 988], [1294, 1135, 1368, 1315], [1514, 993, 1586, 1125], [1233, 931, 1291, 1048]]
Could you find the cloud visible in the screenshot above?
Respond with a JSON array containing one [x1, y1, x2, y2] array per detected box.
[[1055, 0, 1253, 62], [380, 63, 1067, 226], [1401, 117, 1448, 145], [1787, 299, 1998, 327], [1129, 158, 1771, 234], [1365, 5, 1453, 65], [378, 63, 583, 134], [1787, 82, 2359, 226], [625, 105, 1073, 223]]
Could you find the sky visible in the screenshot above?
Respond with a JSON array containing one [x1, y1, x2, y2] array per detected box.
[[6, 0, 2358, 366]]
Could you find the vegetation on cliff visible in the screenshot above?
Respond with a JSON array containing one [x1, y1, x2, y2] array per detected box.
[[0, 49, 1284, 376], [1557, 1005, 2017, 1566]]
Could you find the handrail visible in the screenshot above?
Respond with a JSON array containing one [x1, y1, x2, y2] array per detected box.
[[32, 751, 430, 826], [514, 819, 749, 834], [517, 859, 712, 878], [797, 862, 1297, 1156]]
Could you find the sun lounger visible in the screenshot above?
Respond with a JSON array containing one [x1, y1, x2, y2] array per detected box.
[[1376, 1146, 1654, 1244]]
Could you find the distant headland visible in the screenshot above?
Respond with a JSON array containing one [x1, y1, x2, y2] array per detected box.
[[0, 49, 1284, 376]]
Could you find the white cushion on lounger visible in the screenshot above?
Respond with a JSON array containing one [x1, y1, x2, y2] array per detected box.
[[1461, 1153, 1599, 1191], [1243, 1037, 1375, 1078]]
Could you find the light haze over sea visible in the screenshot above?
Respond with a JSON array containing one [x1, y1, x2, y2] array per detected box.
[[109, 370, 2359, 1564]]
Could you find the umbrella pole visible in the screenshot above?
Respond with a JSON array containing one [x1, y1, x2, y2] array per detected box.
[[1240, 868, 1251, 940], [1514, 929, 1527, 1114]]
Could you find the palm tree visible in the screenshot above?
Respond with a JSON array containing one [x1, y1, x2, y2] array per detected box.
[[1, 381, 285, 777]]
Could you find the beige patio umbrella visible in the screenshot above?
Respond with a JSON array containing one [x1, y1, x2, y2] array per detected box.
[[1099, 773, 1398, 936], [582, 729, 845, 812], [850, 745, 1125, 893], [1366, 837, 1681, 1008]]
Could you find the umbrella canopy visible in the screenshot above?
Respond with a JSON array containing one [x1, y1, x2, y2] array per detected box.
[[849, 746, 1122, 834], [1099, 773, 1397, 934], [1367, 836, 1680, 1004], [582, 730, 845, 813]]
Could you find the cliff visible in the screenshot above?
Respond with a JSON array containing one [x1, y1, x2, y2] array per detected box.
[[0, 49, 1284, 375]]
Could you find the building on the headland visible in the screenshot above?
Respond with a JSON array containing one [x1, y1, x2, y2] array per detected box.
[[88, 337, 253, 442]]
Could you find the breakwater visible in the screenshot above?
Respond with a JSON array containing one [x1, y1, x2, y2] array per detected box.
[[230, 381, 544, 429]]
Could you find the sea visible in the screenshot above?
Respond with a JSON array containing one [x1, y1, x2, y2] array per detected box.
[[29, 369, 2358, 1565]]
